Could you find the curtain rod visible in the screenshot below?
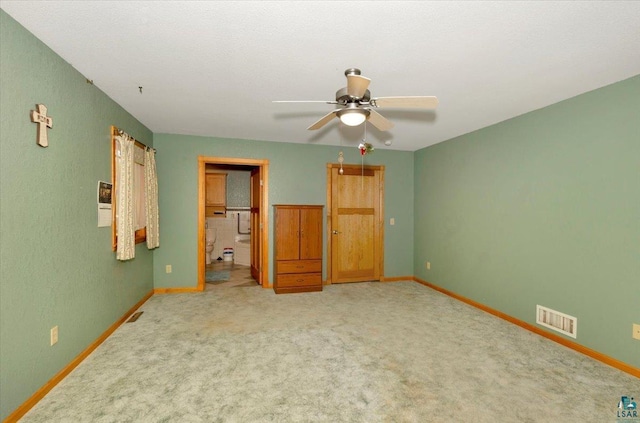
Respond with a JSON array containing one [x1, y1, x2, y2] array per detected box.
[[112, 125, 155, 153]]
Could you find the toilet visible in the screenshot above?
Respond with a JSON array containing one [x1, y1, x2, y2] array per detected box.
[[205, 228, 217, 265]]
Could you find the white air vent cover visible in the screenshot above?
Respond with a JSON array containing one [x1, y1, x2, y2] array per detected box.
[[536, 305, 577, 338]]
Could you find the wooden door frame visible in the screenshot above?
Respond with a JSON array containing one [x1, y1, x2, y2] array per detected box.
[[198, 156, 270, 290], [326, 163, 385, 284]]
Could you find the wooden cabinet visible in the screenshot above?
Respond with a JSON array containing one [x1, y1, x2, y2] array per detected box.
[[205, 173, 227, 217], [274, 205, 323, 294]]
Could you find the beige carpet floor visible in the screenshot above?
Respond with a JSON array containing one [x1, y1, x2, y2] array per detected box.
[[19, 281, 639, 422]]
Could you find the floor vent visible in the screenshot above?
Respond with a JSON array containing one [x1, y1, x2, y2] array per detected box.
[[536, 305, 577, 338], [126, 311, 143, 323]]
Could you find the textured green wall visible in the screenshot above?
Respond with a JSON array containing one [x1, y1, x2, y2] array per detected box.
[[152, 134, 414, 288], [414, 75, 640, 368], [0, 11, 154, 419]]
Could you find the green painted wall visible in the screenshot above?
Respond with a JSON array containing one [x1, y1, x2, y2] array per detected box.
[[414, 75, 640, 368], [152, 134, 414, 288], [0, 11, 154, 419]]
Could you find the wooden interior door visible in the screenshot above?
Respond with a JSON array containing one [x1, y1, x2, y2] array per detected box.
[[328, 165, 384, 283], [250, 168, 262, 284]]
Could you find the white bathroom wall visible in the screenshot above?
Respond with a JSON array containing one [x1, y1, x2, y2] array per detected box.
[[207, 215, 234, 261], [238, 211, 250, 234], [207, 211, 250, 261]]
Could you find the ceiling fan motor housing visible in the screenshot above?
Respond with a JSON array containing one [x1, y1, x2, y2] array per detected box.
[[344, 68, 361, 76], [335, 87, 371, 104]]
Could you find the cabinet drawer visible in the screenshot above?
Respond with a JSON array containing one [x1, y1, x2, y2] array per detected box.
[[276, 273, 322, 288], [277, 260, 321, 274], [205, 206, 226, 217]]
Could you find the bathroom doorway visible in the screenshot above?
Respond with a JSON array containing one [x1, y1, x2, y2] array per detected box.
[[197, 156, 269, 291]]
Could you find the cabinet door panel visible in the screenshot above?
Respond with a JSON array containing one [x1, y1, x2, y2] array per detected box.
[[205, 174, 226, 206], [300, 207, 323, 260], [275, 208, 300, 260]]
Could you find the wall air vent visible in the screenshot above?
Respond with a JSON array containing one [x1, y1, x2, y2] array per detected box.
[[126, 311, 143, 323], [536, 305, 577, 338]]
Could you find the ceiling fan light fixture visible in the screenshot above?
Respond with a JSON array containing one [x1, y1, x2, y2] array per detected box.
[[339, 112, 366, 126], [337, 107, 369, 127]]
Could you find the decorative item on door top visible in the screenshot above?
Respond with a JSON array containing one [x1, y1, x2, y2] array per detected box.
[[357, 122, 374, 187], [358, 120, 374, 156], [358, 141, 374, 187], [335, 121, 373, 182], [358, 142, 374, 156]]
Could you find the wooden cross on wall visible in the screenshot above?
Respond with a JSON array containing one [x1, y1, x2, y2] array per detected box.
[[30, 104, 53, 147]]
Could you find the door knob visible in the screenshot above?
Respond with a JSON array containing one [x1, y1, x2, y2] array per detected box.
[[332, 230, 340, 235]]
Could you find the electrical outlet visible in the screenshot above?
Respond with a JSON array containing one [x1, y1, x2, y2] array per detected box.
[[633, 323, 640, 340], [166, 265, 172, 274], [50, 326, 58, 346], [426, 261, 431, 270], [390, 218, 395, 226]]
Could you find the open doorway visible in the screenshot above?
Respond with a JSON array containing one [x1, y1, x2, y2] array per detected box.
[[197, 156, 269, 291]]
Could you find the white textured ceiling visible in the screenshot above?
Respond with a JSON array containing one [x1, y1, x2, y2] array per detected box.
[[2, 1, 639, 151]]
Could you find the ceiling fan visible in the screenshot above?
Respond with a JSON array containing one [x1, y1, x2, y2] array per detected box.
[[274, 68, 438, 132]]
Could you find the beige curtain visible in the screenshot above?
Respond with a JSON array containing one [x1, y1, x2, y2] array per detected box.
[[134, 162, 146, 230], [144, 148, 160, 249], [115, 134, 135, 260]]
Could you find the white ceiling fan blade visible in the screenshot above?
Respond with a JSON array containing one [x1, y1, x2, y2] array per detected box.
[[367, 109, 394, 131], [373, 96, 439, 109], [307, 110, 338, 130], [347, 75, 371, 98]]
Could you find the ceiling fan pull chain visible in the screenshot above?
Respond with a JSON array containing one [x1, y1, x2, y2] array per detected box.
[[360, 121, 370, 189], [338, 122, 345, 175], [362, 122, 365, 189]]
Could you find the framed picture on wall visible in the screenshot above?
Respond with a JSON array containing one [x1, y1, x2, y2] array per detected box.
[[98, 181, 112, 205]]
